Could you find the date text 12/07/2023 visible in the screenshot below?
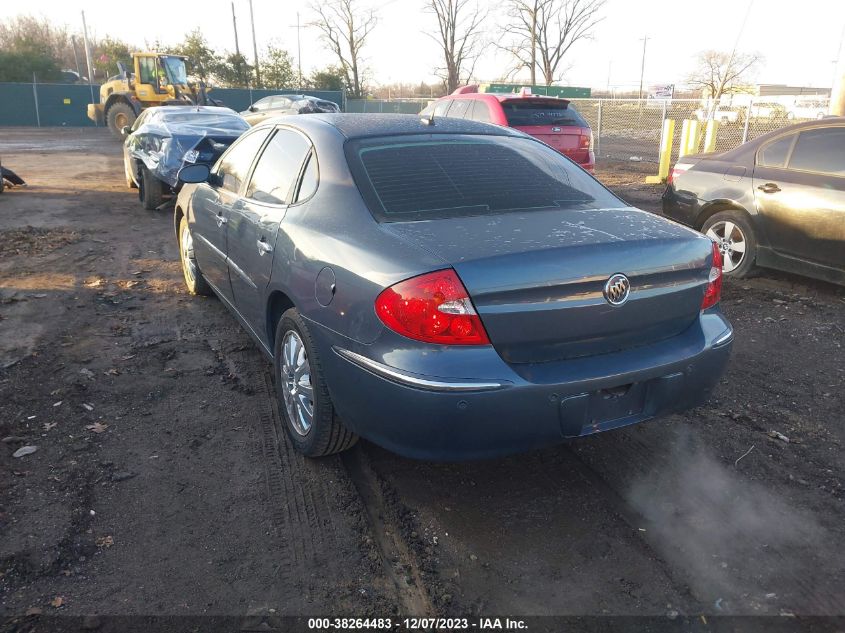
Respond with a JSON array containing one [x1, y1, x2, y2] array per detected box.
[[307, 617, 528, 630]]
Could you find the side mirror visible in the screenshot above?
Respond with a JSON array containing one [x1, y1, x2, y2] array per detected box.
[[178, 163, 211, 184], [121, 126, 131, 137]]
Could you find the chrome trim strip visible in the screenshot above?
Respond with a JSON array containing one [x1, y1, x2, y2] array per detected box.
[[333, 347, 506, 392], [194, 233, 226, 263], [713, 328, 734, 347], [226, 255, 258, 289]]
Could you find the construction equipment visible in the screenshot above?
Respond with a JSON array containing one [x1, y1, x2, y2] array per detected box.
[[87, 53, 217, 138]]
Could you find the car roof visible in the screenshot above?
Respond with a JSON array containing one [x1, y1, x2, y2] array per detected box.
[[695, 116, 845, 162], [150, 105, 240, 117], [446, 92, 571, 104], [260, 113, 524, 140]]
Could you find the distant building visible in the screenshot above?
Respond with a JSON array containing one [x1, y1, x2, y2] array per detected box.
[[756, 84, 831, 97]]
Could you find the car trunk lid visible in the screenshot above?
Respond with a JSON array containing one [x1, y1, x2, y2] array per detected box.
[[382, 208, 712, 363]]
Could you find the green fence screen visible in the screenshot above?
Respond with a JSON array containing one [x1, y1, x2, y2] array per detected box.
[[0, 83, 344, 127]]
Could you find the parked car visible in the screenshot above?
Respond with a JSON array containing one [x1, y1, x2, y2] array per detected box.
[[420, 86, 595, 171], [694, 107, 742, 124], [241, 94, 341, 126], [123, 105, 250, 209], [748, 101, 789, 120], [786, 100, 828, 121], [173, 114, 732, 460], [663, 118, 845, 285]]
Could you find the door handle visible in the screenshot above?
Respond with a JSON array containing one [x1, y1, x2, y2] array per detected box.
[[256, 238, 273, 256], [757, 183, 781, 193], [215, 213, 228, 227]]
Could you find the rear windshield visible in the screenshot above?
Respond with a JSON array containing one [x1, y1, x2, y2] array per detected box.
[[501, 100, 587, 128], [346, 134, 619, 221]]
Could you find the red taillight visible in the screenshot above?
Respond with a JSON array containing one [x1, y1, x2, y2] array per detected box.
[[701, 241, 723, 310], [375, 269, 490, 345], [580, 132, 592, 150], [668, 162, 691, 184]]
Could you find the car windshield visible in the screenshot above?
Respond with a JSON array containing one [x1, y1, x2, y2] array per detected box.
[[161, 57, 188, 85], [157, 112, 249, 132], [500, 100, 588, 127], [347, 134, 619, 221]]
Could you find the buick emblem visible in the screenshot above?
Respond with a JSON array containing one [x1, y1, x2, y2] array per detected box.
[[603, 274, 630, 306], [552, 127, 562, 132]]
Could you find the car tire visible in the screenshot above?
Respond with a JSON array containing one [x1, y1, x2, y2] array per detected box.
[[177, 215, 212, 296], [139, 166, 164, 210], [274, 308, 358, 457], [106, 102, 136, 139], [702, 211, 757, 278]]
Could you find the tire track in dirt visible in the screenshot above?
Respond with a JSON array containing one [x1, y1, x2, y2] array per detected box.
[[231, 347, 434, 613]]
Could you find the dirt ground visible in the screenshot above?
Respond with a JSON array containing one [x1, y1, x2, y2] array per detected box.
[[1, 128, 843, 624]]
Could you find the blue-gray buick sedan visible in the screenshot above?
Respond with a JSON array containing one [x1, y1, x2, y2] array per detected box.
[[173, 114, 733, 460]]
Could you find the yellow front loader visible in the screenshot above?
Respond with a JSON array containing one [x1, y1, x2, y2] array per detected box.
[[87, 52, 217, 138]]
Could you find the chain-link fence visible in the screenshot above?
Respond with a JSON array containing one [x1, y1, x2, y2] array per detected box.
[[347, 96, 832, 166], [570, 97, 831, 165]]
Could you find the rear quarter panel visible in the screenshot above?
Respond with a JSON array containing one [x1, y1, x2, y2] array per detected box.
[[266, 127, 446, 345]]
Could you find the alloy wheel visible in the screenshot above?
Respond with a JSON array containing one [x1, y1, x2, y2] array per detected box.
[[281, 331, 314, 436], [706, 220, 746, 273], [180, 225, 197, 283]]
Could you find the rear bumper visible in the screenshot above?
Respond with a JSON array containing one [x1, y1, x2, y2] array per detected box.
[[316, 312, 733, 461]]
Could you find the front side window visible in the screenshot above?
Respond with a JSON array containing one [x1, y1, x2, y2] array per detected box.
[[757, 134, 795, 168], [215, 129, 271, 193], [433, 100, 452, 117], [447, 99, 471, 119], [347, 134, 620, 221], [253, 97, 273, 111], [245, 129, 312, 204], [787, 128, 845, 175]]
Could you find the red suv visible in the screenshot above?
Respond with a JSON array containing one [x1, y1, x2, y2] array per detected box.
[[420, 86, 595, 172]]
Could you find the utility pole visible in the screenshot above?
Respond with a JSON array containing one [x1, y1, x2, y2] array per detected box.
[[249, 0, 261, 87], [530, 3, 537, 86], [232, 1, 246, 87], [80, 10, 97, 120], [289, 11, 303, 89], [232, 2, 241, 57], [71, 35, 83, 81], [638, 35, 649, 100]]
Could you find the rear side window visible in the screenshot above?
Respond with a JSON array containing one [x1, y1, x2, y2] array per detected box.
[[295, 151, 319, 202], [347, 135, 619, 221], [501, 100, 587, 127], [246, 128, 312, 204], [469, 100, 492, 123], [757, 134, 795, 168], [787, 128, 845, 175]]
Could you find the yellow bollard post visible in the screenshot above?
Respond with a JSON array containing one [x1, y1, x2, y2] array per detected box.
[[703, 120, 719, 153], [686, 119, 701, 156], [645, 119, 675, 184], [678, 119, 692, 158]]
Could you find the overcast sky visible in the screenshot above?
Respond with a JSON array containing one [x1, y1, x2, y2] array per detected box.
[[15, 0, 845, 90]]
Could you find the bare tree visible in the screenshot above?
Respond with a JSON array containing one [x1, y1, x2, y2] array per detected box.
[[686, 50, 762, 101], [424, 0, 487, 94], [499, 0, 605, 86], [309, 0, 377, 99]]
